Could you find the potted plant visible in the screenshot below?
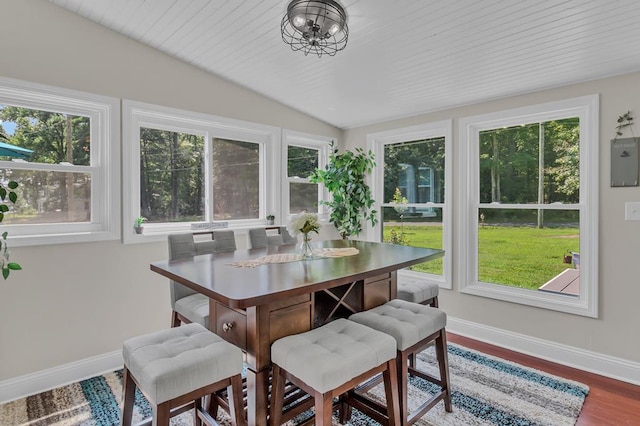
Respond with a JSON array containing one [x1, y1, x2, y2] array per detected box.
[[134, 216, 147, 234], [310, 142, 378, 239], [266, 214, 275, 225]]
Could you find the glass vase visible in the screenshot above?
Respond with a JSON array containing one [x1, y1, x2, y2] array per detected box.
[[299, 233, 313, 259]]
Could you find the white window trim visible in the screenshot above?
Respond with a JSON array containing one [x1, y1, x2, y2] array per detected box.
[[281, 129, 332, 220], [122, 100, 280, 244], [367, 120, 453, 290], [458, 95, 599, 318], [0, 77, 120, 246]]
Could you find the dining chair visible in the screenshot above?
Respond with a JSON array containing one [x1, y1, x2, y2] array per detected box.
[[248, 226, 297, 248], [167, 230, 237, 328]]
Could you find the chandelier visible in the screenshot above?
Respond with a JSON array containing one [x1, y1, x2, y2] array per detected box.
[[281, 0, 349, 58]]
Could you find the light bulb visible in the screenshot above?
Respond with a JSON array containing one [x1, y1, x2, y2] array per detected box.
[[292, 15, 306, 28]]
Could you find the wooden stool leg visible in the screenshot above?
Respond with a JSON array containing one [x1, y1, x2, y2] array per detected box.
[[195, 396, 204, 426], [398, 351, 409, 425], [382, 358, 401, 426], [171, 310, 180, 327], [435, 330, 452, 412], [154, 401, 171, 426], [315, 392, 333, 426], [120, 367, 136, 426], [204, 394, 217, 422], [408, 352, 417, 368], [228, 374, 247, 426], [269, 365, 286, 426], [338, 396, 352, 424]]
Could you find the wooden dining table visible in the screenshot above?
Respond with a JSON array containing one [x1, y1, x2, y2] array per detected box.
[[150, 239, 443, 425]]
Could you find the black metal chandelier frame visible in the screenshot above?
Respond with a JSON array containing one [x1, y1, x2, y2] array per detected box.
[[281, 0, 349, 58]]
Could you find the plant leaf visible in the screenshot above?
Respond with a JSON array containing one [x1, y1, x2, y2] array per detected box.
[[7, 262, 22, 271], [7, 181, 18, 190], [2, 268, 9, 280]]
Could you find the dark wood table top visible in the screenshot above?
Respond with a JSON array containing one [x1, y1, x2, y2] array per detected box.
[[151, 239, 444, 309]]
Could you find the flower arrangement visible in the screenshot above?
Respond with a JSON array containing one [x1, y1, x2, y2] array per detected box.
[[288, 212, 319, 259], [287, 212, 320, 237]]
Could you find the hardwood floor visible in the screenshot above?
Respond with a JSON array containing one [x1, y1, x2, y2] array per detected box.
[[447, 333, 640, 426]]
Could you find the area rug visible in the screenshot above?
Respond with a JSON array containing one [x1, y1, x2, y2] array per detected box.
[[0, 343, 589, 425]]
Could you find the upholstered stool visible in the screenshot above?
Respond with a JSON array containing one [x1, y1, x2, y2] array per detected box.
[[349, 299, 452, 425], [269, 318, 401, 426], [397, 277, 440, 368], [397, 276, 439, 307], [120, 323, 246, 426]]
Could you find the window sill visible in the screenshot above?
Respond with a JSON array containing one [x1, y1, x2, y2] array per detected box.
[[460, 281, 597, 318]]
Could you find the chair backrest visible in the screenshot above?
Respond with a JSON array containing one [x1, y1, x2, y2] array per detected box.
[[249, 228, 284, 249], [167, 231, 237, 307], [278, 226, 298, 244], [212, 230, 237, 253]]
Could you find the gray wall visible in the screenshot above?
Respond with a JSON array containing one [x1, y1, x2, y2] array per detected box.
[[0, 0, 340, 380], [344, 72, 640, 365]]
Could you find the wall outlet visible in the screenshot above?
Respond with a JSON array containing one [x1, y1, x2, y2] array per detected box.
[[625, 202, 640, 220]]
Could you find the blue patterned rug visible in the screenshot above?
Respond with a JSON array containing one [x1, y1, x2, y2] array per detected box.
[[0, 343, 588, 425]]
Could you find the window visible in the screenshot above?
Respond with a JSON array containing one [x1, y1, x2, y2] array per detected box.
[[281, 130, 331, 217], [459, 95, 599, 317], [213, 138, 260, 220], [0, 77, 120, 246], [368, 120, 453, 288], [123, 100, 279, 242]]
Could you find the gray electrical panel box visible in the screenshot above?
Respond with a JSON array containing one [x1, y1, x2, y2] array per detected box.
[[611, 138, 639, 187]]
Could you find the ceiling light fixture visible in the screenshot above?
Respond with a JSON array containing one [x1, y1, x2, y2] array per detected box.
[[281, 0, 348, 58]]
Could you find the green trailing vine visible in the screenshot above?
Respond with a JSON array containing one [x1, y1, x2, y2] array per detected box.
[[309, 142, 378, 239], [614, 111, 634, 141], [0, 180, 22, 279]]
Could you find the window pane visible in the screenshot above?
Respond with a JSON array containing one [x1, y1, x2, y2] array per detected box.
[[381, 205, 443, 275], [140, 128, 205, 223], [479, 118, 579, 204], [0, 105, 90, 165], [383, 138, 445, 204], [290, 182, 318, 213], [288, 145, 318, 178], [478, 208, 580, 291], [0, 169, 91, 223], [213, 138, 259, 220]]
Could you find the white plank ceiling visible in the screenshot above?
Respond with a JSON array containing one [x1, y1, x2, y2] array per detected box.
[[50, 0, 640, 129]]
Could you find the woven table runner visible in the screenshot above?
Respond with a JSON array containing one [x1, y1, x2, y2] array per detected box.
[[229, 247, 359, 268]]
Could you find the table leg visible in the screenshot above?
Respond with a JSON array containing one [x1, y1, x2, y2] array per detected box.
[[246, 366, 270, 426]]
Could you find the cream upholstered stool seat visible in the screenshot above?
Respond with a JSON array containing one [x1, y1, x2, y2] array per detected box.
[[120, 323, 246, 426], [349, 299, 452, 426], [269, 318, 401, 426], [397, 276, 439, 307]]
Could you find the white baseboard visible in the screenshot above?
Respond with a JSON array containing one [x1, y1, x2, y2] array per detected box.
[[2, 318, 639, 404], [0, 350, 122, 404], [448, 316, 640, 386]]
